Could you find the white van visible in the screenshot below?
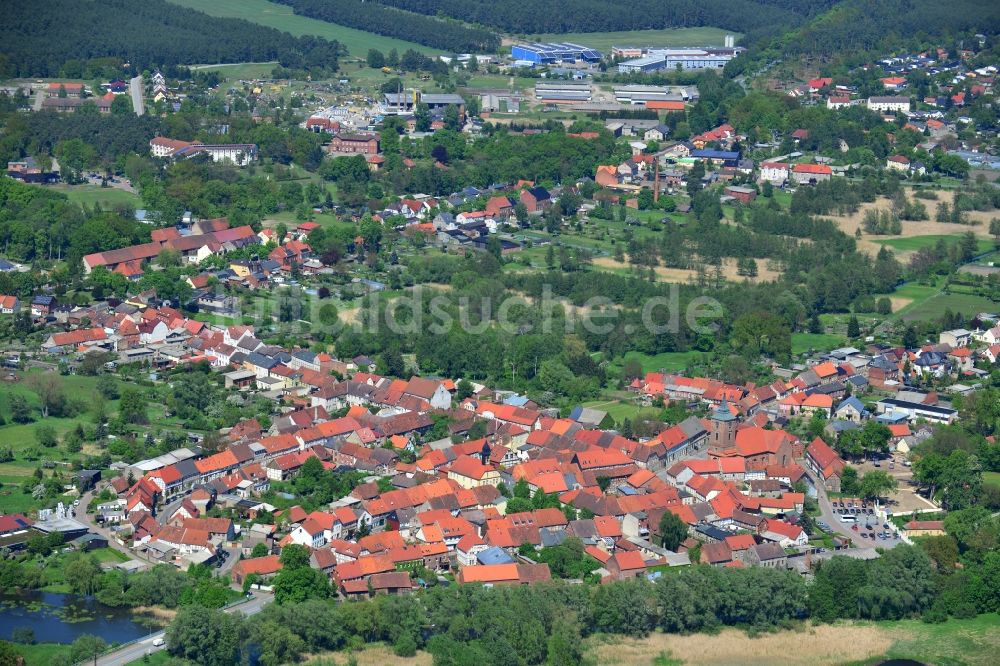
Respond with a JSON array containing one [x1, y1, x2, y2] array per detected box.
[[152, 638, 165, 647]]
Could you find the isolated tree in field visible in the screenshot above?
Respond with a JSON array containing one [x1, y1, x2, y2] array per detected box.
[[622, 358, 643, 381], [847, 315, 860, 338], [9, 394, 33, 423], [118, 387, 147, 424], [366, 49, 385, 69], [657, 510, 688, 551], [990, 218, 1000, 246], [27, 373, 65, 418], [34, 424, 57, 448]]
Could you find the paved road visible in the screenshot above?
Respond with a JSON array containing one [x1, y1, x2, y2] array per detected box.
[[94, 592, 272, 666], [129, 75, 144, 116], [804, 466, 902, 549]]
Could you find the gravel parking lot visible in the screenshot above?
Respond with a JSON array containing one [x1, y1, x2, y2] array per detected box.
[[853, 455, 939, 514]]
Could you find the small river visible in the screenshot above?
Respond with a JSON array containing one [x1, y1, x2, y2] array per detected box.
[[0, 591, 155, 645]]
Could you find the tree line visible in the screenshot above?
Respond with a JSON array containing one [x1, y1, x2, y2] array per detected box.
[[150, 539, 1000, 666], [377, 0, 834, 45], [272, 0, 500, 53], [0, 0, 343, 78]]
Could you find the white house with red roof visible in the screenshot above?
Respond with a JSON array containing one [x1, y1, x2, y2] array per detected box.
[[0, 295, 19, 314]]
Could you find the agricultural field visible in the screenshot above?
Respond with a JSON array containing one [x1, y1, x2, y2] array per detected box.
[[900, 291, 998, 322], [582, 614, 1000, 666], [168, 0, 433, 57], [823, 192, 995, 259], [878, 280, 941, 314], [528, 27, 738, 52], [875, 234, 994, 254]]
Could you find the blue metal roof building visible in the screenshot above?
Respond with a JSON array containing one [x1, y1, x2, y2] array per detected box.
[[511, 43, 601, 64]]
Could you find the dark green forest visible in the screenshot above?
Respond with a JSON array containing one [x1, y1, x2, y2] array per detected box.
[[785, 0, 1000, 58], [377, 0, 836, 43], [0, 0, 343, 78], [272, 0, 501, 53], [721, 0, 1000, 76]]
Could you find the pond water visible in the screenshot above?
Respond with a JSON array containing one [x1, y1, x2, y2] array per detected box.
[[0, 591, 154, 645]]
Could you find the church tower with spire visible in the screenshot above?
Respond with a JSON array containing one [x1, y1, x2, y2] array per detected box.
[[708, 398, 737, 457]]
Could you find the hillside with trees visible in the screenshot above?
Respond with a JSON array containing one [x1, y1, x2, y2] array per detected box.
[[0, 0, 343, 78], [377, 0, 838, 43], [728, 0, 1000, 74], [272, 0, 501, 53]]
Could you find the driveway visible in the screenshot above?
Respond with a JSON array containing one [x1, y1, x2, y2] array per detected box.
[[129, 75, 144, 116], [77, 489, 157, 565]]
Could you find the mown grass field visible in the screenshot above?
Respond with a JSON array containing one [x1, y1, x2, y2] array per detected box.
[[49, 184, 141, 209], [791, 332, 845, 356], [529, 27, 738, 51], [191, 62, 280, 79], [581, 399, 660, 424], [619, 350, 706, 374], [168, 0, 434, 57]]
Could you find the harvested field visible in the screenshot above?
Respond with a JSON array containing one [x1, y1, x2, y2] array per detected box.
[[592, 256, 782, 283], [586, 623, 899, 666], [306, 646, 432, 666], [824, 191, 994, 258]]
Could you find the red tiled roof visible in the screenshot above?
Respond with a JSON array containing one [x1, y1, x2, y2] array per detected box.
[[448, 455, 494, 480], [48, 327, 107, 347], [792, 163, 832, 175]]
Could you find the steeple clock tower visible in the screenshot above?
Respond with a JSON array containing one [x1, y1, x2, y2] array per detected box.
[[708, 398, 737, 457]]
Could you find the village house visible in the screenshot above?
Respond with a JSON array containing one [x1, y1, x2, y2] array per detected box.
[[805, 437, 845, 492], [791, 163, 832, 185], [327, 133, 380, 156]]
